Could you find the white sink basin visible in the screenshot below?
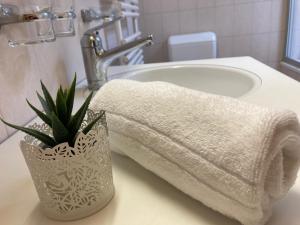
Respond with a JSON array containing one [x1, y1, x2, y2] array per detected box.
[[122, 65, 261, 98]]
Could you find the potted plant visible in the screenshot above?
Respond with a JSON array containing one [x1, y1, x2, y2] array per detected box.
[[1, 74, 114, 221]]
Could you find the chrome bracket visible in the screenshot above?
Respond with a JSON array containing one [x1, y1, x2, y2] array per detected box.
[[0, 4, 20, 29], [81, 8, 112, 23], [81, 5, 121, 23]]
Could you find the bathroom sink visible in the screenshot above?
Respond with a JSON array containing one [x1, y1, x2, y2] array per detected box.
[[122, 65, 261, 98]]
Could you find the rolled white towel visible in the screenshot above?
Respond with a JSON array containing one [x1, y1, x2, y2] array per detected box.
[[90, 79, 300, 225]]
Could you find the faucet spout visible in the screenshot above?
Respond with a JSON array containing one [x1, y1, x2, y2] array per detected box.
[[98, 35, 153, 63], [81, 31, 153, 90]]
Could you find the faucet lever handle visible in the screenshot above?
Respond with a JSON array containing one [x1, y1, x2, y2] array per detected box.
[[93, 31, 106, 53], [81, 31, 104, 52]]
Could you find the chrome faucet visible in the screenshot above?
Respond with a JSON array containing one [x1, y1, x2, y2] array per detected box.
[[80, 16, 153, 90]]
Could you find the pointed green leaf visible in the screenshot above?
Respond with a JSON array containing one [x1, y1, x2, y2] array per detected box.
[[37, 92, 50, 115], [82, 111, 105, 134], [51, 113, 70, 144], [40, 81, 56, 114], [66, 74, 77, 120], [56, 89, 68, 124], [0, 118, 56, 147], [59, 86, 66, 101], [68, 92, 93, 136], [63, 89, 68, 99], [26, 99, 52, 127]]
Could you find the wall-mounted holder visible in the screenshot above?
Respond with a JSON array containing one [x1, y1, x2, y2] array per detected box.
[[52, 0, 76, 37], [0, 4, 20, 27], [81, 6, 120, 23], [0, 2, 76, 47]]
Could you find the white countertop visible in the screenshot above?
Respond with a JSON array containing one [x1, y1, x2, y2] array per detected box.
[[1, 57, 300, 225]]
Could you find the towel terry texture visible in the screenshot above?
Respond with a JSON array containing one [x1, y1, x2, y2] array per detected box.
[[90, 79, 300, 225]]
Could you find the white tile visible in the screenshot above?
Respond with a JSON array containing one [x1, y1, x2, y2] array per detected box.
[[144, 42, 168, 63], [161, 0, 179, 12], [139, 16, 146, 33], [215, 0, 234, 6], [234, 3, 253, 35], [179, 10, 199, 33], [198, 8, 216, 32], [0, 32, 67, 133], [178, 0, 198, 11], [143, 0, 162, 14], [234, 0, 255, 4], [216, 5, 234, 36], [218, 36, 233, 57], [269, 32, 285, 62], [253, 1, 272, 33], [271, 0, 288, 32], [251, 33, 270, 63], [232, 35, 252, 56], [143, 14, 164, 43], [197, 0, 216, 8], [162, 12, 180, 39]]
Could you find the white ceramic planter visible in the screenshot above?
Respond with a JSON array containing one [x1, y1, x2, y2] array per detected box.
[[20, 110, 114, 221]]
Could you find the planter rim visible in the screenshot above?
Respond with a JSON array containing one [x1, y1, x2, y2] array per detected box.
[[20, 109, 107, 159]]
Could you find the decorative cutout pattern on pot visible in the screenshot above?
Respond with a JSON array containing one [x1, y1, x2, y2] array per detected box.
[[20, 110, 114, 221]]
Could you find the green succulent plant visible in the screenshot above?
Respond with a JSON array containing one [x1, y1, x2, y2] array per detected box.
[[0, 74, 104, 148]]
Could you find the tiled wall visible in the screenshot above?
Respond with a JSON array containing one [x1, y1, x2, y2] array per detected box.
[[139, 0, 288, 69], [0, 0, 106, 142]]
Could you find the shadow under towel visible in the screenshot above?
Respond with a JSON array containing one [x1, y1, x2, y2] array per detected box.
[[90, 79, 300, 225]]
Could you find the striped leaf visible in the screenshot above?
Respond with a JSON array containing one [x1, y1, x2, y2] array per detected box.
[[82, 111, 105, 134], [56, 88, 68, 124], [51, 112, 70, 144], [37, 92, 51, 115], [66, 74, 76, 121], [1, 118, 56, 147], [41, 81, 56, 114], [26, 99, 52, 127], [68, 92, 93, 137]]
